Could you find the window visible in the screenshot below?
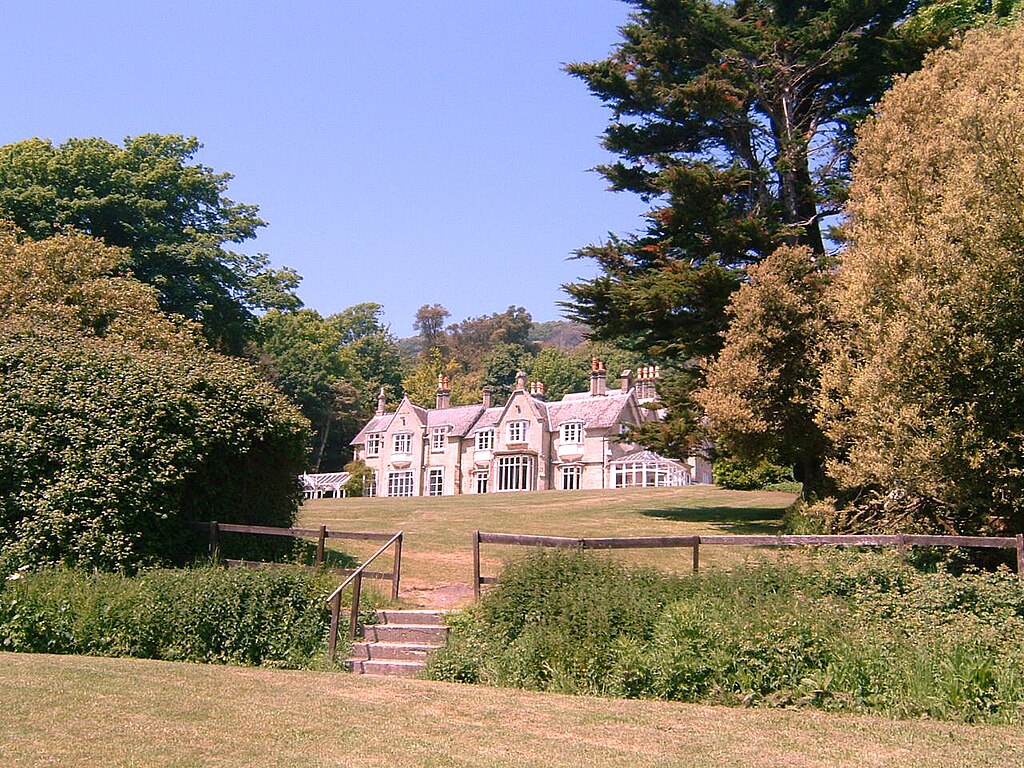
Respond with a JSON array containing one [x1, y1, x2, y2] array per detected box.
[[474, 470, 489, 494], [496, 455, 533, 492], [560, 422, 584, 444], [506, 420, 529, 444], [475, 429, 494, 451], [430, 427, 448, 451], [387, 471, 414, 497], [561, 465, 582, 490], [393, 432, 412, 454], [366, 433, 382, 457], [364, 471, 378, 498], [428, 468, 444, 496]]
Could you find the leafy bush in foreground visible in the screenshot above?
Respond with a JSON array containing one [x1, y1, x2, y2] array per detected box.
[[426, 551, 1024, 723], [0, 566, 335, 668]]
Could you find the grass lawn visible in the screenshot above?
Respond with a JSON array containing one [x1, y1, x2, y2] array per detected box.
[[2, 651, 1020, 768], [296, 487, 797, 603]]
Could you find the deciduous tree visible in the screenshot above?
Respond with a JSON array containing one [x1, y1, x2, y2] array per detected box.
[[818, 24, 1024, 534], [0, 134, 300, 352]]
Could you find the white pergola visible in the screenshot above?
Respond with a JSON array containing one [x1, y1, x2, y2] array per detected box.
[[299, 472, 351, 499]]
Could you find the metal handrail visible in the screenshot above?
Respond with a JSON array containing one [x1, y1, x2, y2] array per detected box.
[[325, 530, 403, 660]]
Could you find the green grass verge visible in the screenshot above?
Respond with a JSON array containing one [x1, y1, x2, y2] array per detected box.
[[1, 652, 1021, 768], [299, 486, 797, 593]]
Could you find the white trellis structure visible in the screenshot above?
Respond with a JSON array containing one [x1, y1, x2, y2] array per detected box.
[[609, 450, 692, 488], [299, 472, 351, 499]]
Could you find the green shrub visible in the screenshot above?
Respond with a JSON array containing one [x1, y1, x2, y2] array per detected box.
[[427, 550, 1024, 723], [0, 566, 337, 668], [714, 457, 793, 491]]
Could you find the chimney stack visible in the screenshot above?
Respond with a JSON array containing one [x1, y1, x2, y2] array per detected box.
[[515, 370, 528, 392], [589, 358, 607, 397], [436, 375, 451, 410], [530, 381, 546, 401], [482, 386, 494, 409], [637, 366, 662, 401], [620, 369, 633, 394], [376, 386, 387, 416]]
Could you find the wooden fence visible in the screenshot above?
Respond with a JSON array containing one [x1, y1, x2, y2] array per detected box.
[[471, 530, 1024, 599], [194, 521, 403, 598]]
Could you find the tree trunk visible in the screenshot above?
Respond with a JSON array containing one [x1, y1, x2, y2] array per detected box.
[[313, 417, 331, 473]]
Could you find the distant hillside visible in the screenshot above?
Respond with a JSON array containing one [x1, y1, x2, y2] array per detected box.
[[528, 320, 588, 350]]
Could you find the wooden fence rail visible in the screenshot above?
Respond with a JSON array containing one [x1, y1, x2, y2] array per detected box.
[[192, 522, 402, 593], [472, 530, 1024, 599]]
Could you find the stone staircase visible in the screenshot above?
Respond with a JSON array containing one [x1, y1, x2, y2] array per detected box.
[[347, 609, 448, 677]]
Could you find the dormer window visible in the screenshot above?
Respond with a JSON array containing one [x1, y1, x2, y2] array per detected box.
[[393, 432, 412, 454], [507, 420, 528, 444], [476, 429, 494, 451], [366, 432, 383, 457], [431, 426, 449, 451], [561, 422, 584, 444]]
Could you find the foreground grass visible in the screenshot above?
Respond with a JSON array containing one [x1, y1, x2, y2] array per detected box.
[[298, 486, 796, 596], [1, 652, 1021, 768]]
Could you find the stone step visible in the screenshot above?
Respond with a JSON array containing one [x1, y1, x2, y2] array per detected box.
[[347, 609, 449, 677], [347, 658, 425, 677], [361, 623, 449, 645], [376, 609, 447, 626], [350, 641, 443, 661]]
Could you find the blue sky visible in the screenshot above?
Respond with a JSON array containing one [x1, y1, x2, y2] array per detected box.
[[1, 1, 649, 337]]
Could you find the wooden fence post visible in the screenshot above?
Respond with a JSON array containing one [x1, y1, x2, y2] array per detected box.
[[348, 572, 363, 641], [1017, 534, 1023, 584], [315, 525, 326, 565], [209, 521, 219, 562], [327, 592, 341, 661], [391, 533, 403, 601], [473, 531, 481, 601], [692, 539, 700, 573], [897, 533, 906, 564]]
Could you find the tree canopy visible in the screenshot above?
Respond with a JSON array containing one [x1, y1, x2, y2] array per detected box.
[[563, 0, 927, 363], [0, 134, 300, 352], [0, 230, 308, 572], [257, 303, 403, 471], [816, 23, 1024, 535]]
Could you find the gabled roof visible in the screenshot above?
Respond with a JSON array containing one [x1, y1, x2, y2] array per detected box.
[[351, 413, 394, 445], [427, 404, 487, 436], [546, 392, 634, 430], [468, 406, 503, 434]]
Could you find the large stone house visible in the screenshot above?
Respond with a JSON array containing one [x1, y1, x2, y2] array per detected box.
[[349, 361, 712, 498]]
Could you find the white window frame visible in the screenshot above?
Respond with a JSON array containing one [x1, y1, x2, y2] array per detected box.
[[474, 470, 489, 494], [560, 422, 584, 444], [427, 467, 444, 496], [364, 471, 378, 498], [506, 420, 529, 444], [430, 427, 448, 452], [561, 465, 582, 490], [496, 455, 534, 492], [475, 429, 494, 451], [393, 432, 412, 454], [387, 470, 414, 497], [366, 433, 383, 457]]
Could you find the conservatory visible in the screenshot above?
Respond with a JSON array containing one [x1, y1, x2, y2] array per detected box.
[[609, 450, 691, 488]]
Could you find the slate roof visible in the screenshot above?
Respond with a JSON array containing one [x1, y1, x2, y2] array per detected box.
[[353, 390, 637, 444], [351, 414, 394, 445], [546, 392, 633, 430], [467, 407, 504, 434], [427, 404, 487, 436]]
